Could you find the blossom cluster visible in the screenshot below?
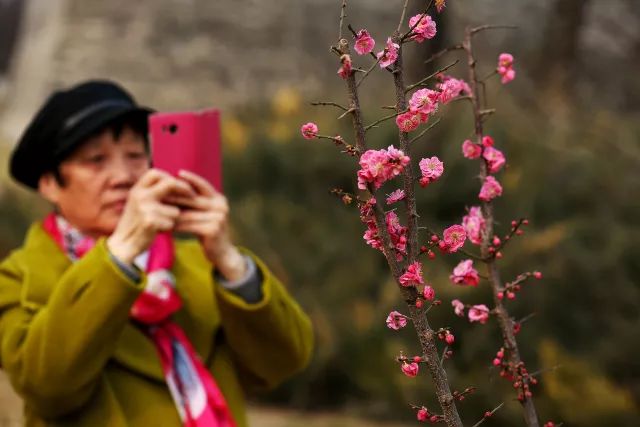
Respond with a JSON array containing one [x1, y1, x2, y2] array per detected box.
[[361, 199, 408, 261], [357, 146, 410, 190], [497, 53, 516, 84]]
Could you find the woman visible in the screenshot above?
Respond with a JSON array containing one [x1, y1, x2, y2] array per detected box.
[[0, 80, 313, 426]]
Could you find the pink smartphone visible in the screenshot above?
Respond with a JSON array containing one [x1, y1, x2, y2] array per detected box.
[[148, 109, 222, 191]]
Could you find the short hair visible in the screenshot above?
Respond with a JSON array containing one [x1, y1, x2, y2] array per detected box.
[[50, 113, 149, 186]]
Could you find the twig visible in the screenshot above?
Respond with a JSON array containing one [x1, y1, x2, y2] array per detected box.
[[439, 345, 449, 368], [459, 248, 485, 262], [424, 45, 464, 65], [397, 0, 410, 33], [338, 0, 347, 40], [364, 110, 403, 131], [311, 101, 349, 111], [408, 118, 441, 144], [471, 403, 505, 427], [356, 55, 382, 88], [406, 60, 460, 93], [470, 24, 518, 35], [337, 107, 356, 120], [517, 312, 537, 325], [480, 70, 498, 82], [530, 364, 562, 378]]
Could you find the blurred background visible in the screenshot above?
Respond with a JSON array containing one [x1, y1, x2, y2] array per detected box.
[[1, 0, 639, 426]]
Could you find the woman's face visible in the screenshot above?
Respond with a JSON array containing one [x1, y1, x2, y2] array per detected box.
[[39, 126, 150, 238]]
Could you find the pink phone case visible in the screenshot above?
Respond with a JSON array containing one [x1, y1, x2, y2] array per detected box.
[[149, 109, 222, 191]]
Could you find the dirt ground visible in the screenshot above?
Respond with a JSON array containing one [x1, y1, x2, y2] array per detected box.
[[1, 372, 408, 427]]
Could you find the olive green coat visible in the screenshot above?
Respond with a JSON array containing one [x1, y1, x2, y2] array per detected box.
[[0, 223, 313, 426]]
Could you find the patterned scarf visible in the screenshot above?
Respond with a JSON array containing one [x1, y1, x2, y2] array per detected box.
[[43, 213, 236, 427]]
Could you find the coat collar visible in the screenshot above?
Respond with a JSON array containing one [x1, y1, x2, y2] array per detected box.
[[17, 222, 219, 382]]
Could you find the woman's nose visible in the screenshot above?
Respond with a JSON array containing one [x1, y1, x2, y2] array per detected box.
[[108, 156, 136, 187]]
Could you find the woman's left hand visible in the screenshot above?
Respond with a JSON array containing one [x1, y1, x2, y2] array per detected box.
[[167, 170, 247, 282]]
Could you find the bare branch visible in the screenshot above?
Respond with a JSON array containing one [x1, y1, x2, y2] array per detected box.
[[470, 403, 506, 427], [424, 45, 464, 65], [397, 0, 410, 33], [337, 107, 356, 120], [406, 60, 460, 93], [356, 55, 382, 88], [364, 110, 403, 132], [470, 24, 518, 35], [408, 118, 441, 145], [311, 101, 349, 111], [530, 364, 562, 378], [338, 0, 347, 40]]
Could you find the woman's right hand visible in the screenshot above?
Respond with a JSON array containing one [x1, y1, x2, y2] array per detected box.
[[106, 169, 195, 264]]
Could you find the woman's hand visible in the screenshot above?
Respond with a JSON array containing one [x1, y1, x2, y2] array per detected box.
[[106, 169, 195, 264], [169, 170, 247, 282]]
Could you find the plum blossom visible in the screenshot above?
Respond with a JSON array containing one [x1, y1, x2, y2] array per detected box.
[[418, 156, 444, 187], [408, 14, 437, 43], [423, 285, 435, 301], [438, 77, 471, 104], [435, 0, 446, 13], [300, 122, 318, 139], [386, 211, 408, 259], [417, 408, 429, 422], [452, 299, 465, 317], [401, 361, 419, 377], [444, 331, 455, 345], [450, 259, 480, 286], [462, 139, 482, 159], [497, 53, 516, 84], [386, 311, 408, 330], [377, 37, 399, 68], [479, 176, 503, 202], [462, 206, 486, 245], [396, 111, 424, 132], [386, 189, 406, 204], [483, 146, 506, 174], [354, 29, 375, 55], [357, 146, 410, 190], [482, 135, 494, 147], [441, 224, 467, 253], [468, 304, 490, 324], [337, 54, 352, 79], [409, 88, 439, 115], [399, 261, 424, 287]]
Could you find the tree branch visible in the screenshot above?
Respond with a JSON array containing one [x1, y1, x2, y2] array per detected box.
[[406, 60, 460, 93]]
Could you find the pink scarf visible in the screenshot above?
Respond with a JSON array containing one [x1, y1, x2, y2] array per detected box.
[[43, 213, 236, 427]]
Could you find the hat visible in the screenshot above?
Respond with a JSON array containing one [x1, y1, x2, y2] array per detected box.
[[9, 80, 154, 189]]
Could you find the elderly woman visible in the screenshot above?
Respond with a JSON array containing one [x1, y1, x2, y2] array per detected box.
[[0, 80, 313, 426]]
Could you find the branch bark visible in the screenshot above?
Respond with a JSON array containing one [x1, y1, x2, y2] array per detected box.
[[463, 26, 540, 427]]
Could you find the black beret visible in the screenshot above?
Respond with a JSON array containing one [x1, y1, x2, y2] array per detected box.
[[9, 80, 153, 189]]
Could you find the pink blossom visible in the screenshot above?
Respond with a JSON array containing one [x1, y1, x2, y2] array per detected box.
[[479, 176, 503, 202], [386, 189, 406, 205], [354, 29, 375, 55], [497, 53, 515, 84], [462, 139, 482, 159], [418, 156, 444, 187], [483, 146, 506, 174], [445, 332, 455, 345], [401, 361, 419, 377], [409, 88, 439, 115], [468, 304, 490, 324], [435, 0, 446, 13], [301, 122, 319, 139], [417, 408, 429, 422], [438, 77, 471, 104], [423, 285, 435, 301], [396, 111, 423, 133], [452, 299, 465, 317], [386, 211, 408, 259], [482, 135, 494, 147], [462, 206, 486, 245], [357, 145, 410, 190], [450, 259, 480, 286], [441, 224, 467, 253], [408, 14, 437, 43], [377, 37, 399, 68], [399, 261, 424, 287], [386, 311, 408, 330], [337, 54, 352, 79]]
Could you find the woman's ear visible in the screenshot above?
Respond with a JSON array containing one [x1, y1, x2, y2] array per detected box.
[[38, 172, 61, 205]]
